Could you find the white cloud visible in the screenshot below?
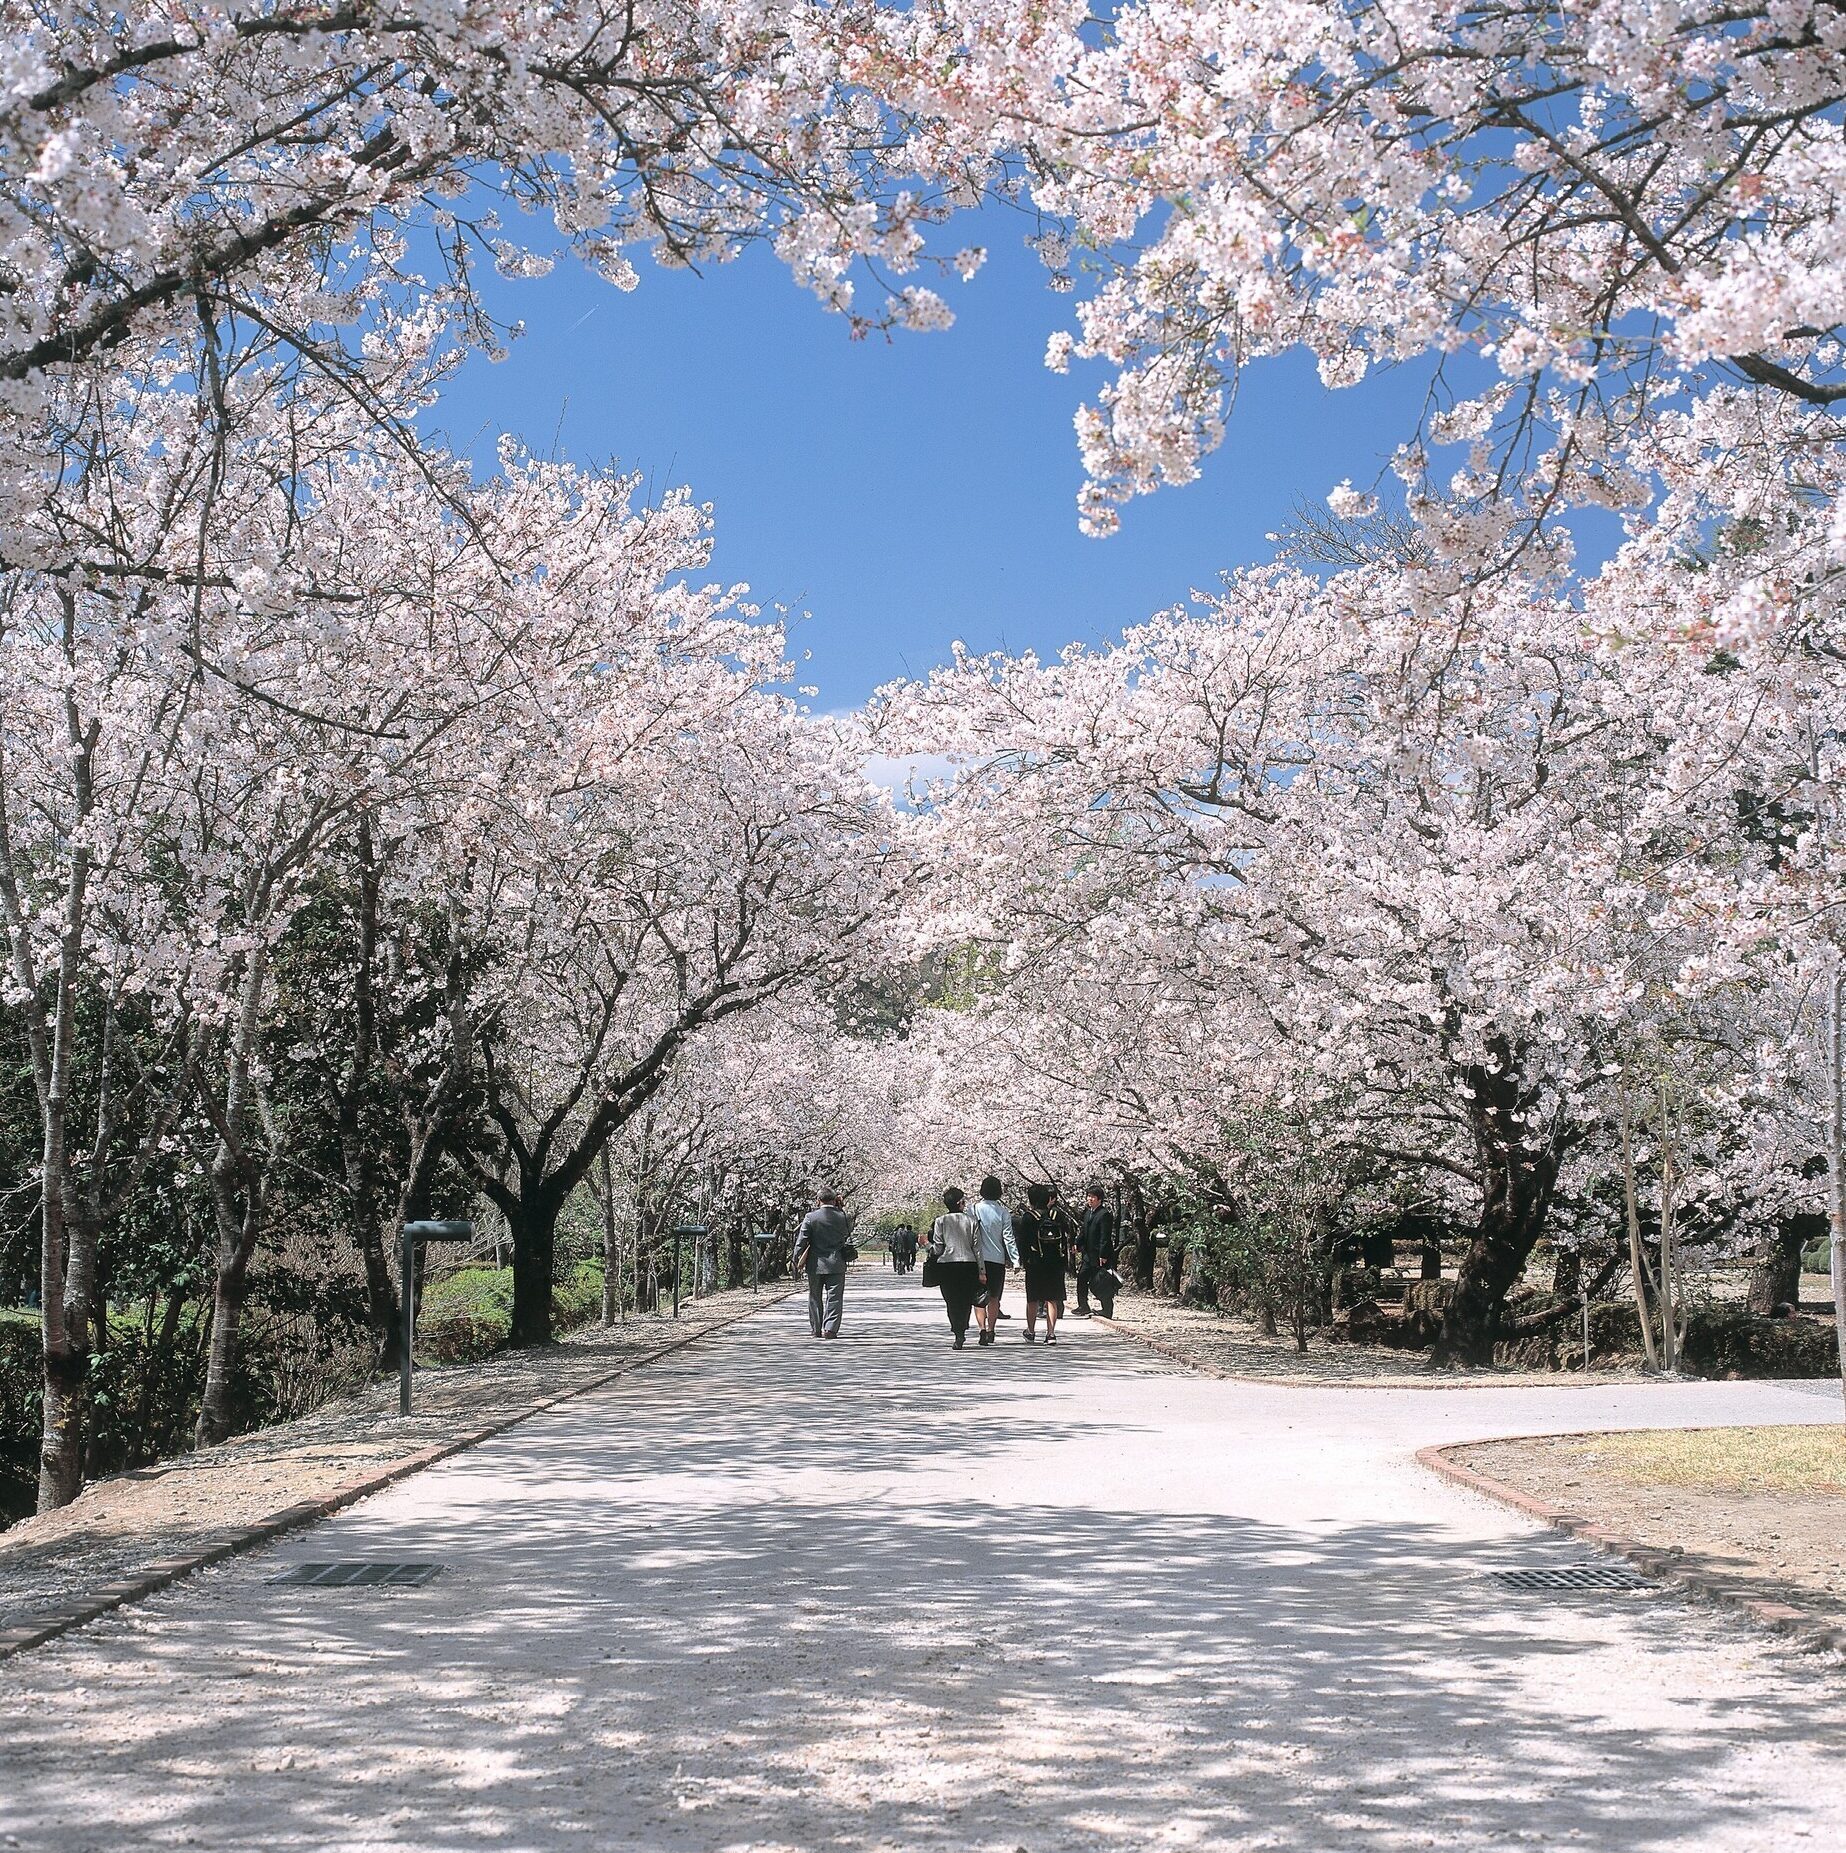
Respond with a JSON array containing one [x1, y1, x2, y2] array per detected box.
[[862, 751, 962, 797]]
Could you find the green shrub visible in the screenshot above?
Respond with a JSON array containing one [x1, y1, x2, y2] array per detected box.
[[1681, 1306, 1838, 1379], [415, 1260, 604, 1363], [0, 1318, 37, 1525], [1802, 1240, 1833, 1276], [416, 1266, 512, 1363], [555, 1261, 603, 1333]]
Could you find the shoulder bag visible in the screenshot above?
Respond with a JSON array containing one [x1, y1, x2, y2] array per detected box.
[[920, 1217, 946, 1286]]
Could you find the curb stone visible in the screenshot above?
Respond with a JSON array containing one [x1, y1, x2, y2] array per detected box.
[[0, 1288, 793, 1663], [1417, 1440, 1846, 1662], [1093, 1309, 1647, 1390]]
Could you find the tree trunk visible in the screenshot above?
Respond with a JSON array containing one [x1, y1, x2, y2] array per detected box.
[[1552, 1243, 1582, 1300], [1128, 1183, 1155, 1290], [1618, 1074, 1663, 1370], [600, 1146, 620, 1324], [34, 859, 92, 1511], [1748, 1215, 1819, 1316], [38, 1332, 85, 1511], [194, 1243, 254, 1447], [1431, 1046, 1562, 1366], [196, 1100, 267, 1444], [37, 1141, 87, 1511], [194, 940, 273, 1447], [1826, 963, 1845, 1423], [508, 1188, 561, 1347], [337, 814, 400, 1370]]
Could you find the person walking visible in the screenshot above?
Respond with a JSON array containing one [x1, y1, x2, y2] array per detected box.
[[1075, 1186, 1119, 1318], [971, 1175, 1018, 1347], [792, 1189, 855, 1338], [926, 1188, 983, 1348], [1014, 1182, 1070, 1343]]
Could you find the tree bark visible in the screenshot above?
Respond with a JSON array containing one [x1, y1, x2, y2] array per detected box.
[[600, 1145, 620, 1324], [1827, 964, 1846, 1423], [335, 815, 401, 1370], [1618, 1074, 1663, 1370], [1431, 1043, 1564, 1366], [1747, 1215, 1820, 1316], [506, 1185, 562, 1348], [194, 1239, 256, 1448], [1123, 1180, 1156, 1290], [194, 947, 270, 1447], [32, 870, 95, 1509], [1551, 1242, 1582, 1300]]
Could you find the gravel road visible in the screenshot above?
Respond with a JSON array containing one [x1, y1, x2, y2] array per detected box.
[[2, 1275, 1841, 1852]]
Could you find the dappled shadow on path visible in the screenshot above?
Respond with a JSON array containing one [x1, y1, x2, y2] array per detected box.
[[2, 1279, 1841, 1853]]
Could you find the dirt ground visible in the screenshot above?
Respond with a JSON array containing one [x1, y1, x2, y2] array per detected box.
[[1451, 1424, 1846, 1639], [1107, 1292, 1651, 1387], [0, 1285, 786, 1643]]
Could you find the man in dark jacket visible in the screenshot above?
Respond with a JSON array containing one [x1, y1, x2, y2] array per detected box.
[[1076, 1187, 1119, 1318], [792, 1189, 855, 1337]]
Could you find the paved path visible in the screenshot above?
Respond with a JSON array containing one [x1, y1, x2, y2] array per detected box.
[[3, 1277, 1842, 1852]]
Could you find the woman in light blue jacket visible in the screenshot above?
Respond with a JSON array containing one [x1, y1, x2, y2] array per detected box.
[[971, 1174, 1018, 1348]]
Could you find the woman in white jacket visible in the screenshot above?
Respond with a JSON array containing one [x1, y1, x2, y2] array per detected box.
[[926, 1187, 983, 1349]]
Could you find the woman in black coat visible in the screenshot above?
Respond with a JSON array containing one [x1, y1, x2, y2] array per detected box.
[[1013, 1182, 1069, 1344]]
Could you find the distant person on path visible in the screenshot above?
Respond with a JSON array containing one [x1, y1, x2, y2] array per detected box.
[[926, 1187, 983, 1348], [971, 1175, 1018, 1348], [792, 1189, 855, 1338], [1015, 1182, 1070, 1344], [894, 1222, 918, 1273], [1076, 1187, 1120, 1318]]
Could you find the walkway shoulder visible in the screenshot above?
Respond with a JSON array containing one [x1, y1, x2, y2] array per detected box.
[[1417, 1440, 1846, 1662], [0, 1290, 791, 1663]]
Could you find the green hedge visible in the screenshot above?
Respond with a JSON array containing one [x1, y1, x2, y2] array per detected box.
[[415, 1262, 604, 1364]]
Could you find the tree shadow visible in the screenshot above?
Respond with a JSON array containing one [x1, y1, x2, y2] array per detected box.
[[2, 1279, 1841, 1852]]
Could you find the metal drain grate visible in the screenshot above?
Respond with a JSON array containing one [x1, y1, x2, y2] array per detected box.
[[270, 1561, 442, 1588], [1491, 1565, 1654, 1592]]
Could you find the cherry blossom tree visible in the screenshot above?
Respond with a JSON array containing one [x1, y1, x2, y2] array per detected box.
[[456, 683, 915, 1345], [854, 2, 1846, 535], [876, 548, 1830, 1361]]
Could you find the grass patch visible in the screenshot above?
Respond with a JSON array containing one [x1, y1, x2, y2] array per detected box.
[[416, 1261, 606, 1363], [1567, 1425, 1846, 1495]]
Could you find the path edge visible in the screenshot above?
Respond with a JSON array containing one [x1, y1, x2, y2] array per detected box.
[[1417, 1439, 1846, 1661], [0, 1288, 793, 1663], [1093, 1308, 1674, 1391]]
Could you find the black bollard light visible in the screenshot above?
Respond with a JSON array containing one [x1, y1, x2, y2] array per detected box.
[[400, 1219, 474, 1416]]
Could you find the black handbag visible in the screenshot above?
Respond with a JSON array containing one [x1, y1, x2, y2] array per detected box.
[[920, 1252, 943, 1285]]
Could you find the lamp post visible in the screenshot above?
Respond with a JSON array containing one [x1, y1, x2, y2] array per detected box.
[[671, 1224, 707, 1319], [400, 1219, 474, 1416]]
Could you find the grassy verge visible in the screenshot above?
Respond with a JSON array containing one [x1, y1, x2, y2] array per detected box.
[[1557, 1424, 1846, 1495]]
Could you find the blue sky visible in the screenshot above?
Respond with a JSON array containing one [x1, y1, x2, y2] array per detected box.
[[426, 218, 1435, 707]]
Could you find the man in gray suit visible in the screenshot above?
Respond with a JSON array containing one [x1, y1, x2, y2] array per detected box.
[[792, 1189, 855, 1338]]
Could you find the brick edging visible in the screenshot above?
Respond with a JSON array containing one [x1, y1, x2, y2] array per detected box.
[[1416, 1440, 1846, 1660], [0, 1288, 794, 1663]]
